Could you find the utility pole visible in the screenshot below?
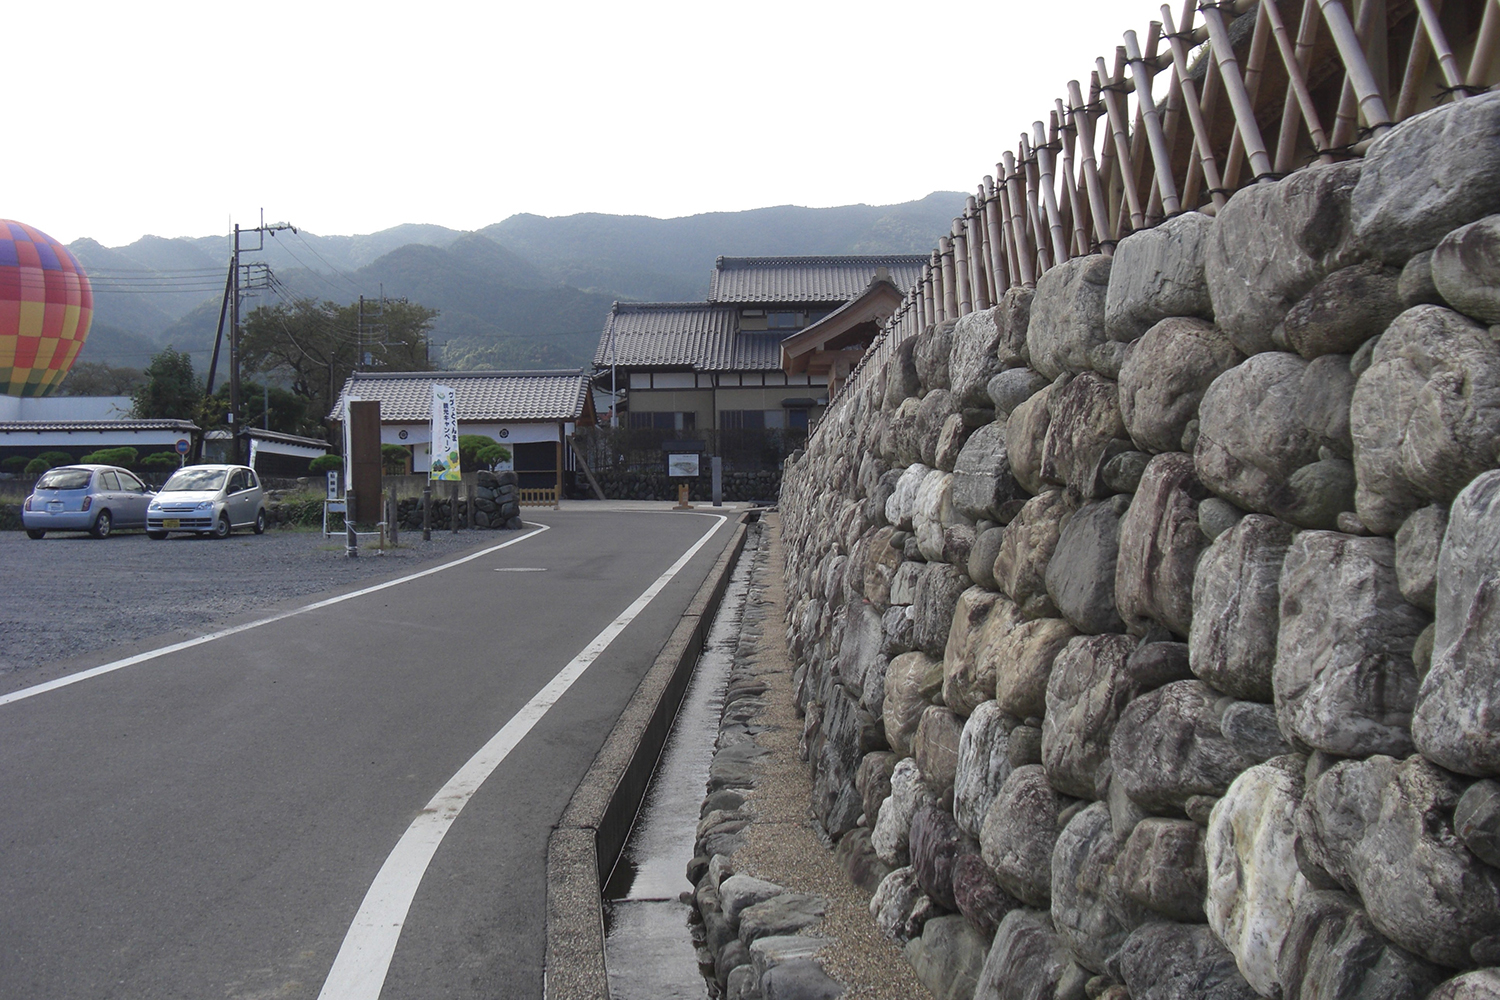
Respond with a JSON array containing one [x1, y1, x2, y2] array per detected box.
[[227, 213, 295, 464]]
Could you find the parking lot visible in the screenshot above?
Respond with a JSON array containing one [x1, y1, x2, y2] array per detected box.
[[0, 525, 508, 683]]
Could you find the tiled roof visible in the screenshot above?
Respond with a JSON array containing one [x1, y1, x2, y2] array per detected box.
[[708, 255, 927, 303], [595, 302, 784, 371], [0, 419, 199, 433], [329, 370, 590, 423]]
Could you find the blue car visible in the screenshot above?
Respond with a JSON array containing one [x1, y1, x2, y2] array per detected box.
[[22, 464, 155, 539]]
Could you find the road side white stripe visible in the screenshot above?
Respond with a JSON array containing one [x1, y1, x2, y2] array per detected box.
[[0, 525, 552, 709], [316, 513, 728, 1000]]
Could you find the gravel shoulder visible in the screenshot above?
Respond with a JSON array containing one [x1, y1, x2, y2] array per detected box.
[[0, 525, 520, 686]]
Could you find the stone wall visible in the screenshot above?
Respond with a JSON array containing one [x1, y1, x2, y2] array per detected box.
[[777, 94, 1500, 1000]]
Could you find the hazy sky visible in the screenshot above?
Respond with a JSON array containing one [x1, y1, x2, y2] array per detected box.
[[16, 0, 1180, 247]]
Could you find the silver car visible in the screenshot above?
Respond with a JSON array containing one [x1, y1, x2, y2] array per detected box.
[[147, 464, 268, 539], [22, 464, 156, 539]]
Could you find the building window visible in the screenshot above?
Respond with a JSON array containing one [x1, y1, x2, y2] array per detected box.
[[788, 409, 809, 431], [720, 410, 787, 430], [629, 411, 696, 430], [767, 312, 800, 329]]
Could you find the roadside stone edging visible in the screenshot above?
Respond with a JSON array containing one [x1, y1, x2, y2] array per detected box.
[[544, 510, 750, 1000]]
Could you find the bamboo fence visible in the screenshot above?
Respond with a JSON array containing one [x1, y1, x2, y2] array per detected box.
[[834, 0, 1500, 404]]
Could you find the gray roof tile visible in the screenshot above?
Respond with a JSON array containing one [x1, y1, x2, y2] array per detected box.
[[330, 370, 590, 423], [708, 255, 927, 303]]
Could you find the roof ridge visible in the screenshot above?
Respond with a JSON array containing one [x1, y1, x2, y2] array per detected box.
[[713, 254, 930, 268], [349, 369, 585, 379]]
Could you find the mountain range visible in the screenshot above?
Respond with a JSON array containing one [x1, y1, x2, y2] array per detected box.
[[67, 192, 966, 374]]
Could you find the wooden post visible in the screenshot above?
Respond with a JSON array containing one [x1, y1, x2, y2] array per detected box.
[[422, 481, 431, 541], [450, 480, 459, 534], [1124, 31, 1182, 217], [388, 488, 398, 545], [554, 432, 562, 510]]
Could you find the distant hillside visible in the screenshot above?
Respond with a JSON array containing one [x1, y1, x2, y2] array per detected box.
[[67, 193, 967, 374]]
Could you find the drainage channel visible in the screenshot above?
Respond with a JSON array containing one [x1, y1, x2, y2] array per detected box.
[[601, 518, 762, 1000]]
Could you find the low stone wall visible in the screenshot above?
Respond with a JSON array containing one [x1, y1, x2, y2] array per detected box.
[[590, 468, 781, 503], [778, 94, 1500, 1000]]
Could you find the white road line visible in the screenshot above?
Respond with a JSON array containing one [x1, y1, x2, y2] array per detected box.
[[0, 525, 552, 709], [493, 567, 547, 572], [316, 512, 728, 1000]]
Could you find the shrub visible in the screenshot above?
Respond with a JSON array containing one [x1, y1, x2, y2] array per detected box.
[[24, 458, 49, 475], [309, 454, 343, 474], [476, 443, 512, 469], [36, 451, 73, 469], [2, 456, 31, 473], [270, 490, 328, 527], [381, 444, 410, 474], [80, 446, 139, 468], [458, 434, 498, 471], [140, 452, 181, 470]]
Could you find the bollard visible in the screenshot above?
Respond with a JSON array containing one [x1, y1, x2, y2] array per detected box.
[[345, 488, 358, 558], [451, 481, 459, 534], [388, 489, 398, 545], [422, 482, 432, 541]]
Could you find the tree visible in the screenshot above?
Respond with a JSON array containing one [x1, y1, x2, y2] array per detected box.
[[59, 362, 145, 396], [132, 348, 201, 420], [239, 297, 438, 429], [199, 380, 318, 439]]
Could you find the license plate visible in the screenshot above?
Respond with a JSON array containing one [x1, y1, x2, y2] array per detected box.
[[48, 501, 63, 511], [163, 519, 181, 529]]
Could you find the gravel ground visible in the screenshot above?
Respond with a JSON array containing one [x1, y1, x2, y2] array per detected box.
[[0, 525, 520, 681]]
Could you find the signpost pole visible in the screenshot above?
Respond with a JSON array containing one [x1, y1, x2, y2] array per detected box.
[[423, 482, 432, 541], [345, 488, 358, 558]]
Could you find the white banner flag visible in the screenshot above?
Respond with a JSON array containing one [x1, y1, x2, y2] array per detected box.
[[430, 385, 460, 480]]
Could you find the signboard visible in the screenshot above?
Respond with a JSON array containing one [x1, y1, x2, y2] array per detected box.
[[326, 471, 340, 500], [342, 396, 358, 496], [174, 438, 190, 455], [667, 453, 700, 477], [430, 384, 461, 481]]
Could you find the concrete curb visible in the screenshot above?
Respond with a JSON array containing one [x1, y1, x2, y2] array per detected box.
[[544, 512, 752, 999]]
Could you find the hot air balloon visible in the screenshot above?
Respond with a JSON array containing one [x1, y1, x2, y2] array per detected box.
[[0, 220, 93, 397]]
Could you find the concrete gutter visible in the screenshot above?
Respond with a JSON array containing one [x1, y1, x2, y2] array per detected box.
[[544, 511, 753, 999]]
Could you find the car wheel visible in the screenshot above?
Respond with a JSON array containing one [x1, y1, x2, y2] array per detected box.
[[211, 513, 231, 539], [25, 528, 45, 540], [253, 509, 267, 535], [147, 531, 168, 540], [90, 510, 113, 539]]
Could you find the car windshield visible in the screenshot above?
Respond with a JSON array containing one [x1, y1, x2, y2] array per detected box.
[[35, 468, 93, 490], [161, 468, 228, 492]]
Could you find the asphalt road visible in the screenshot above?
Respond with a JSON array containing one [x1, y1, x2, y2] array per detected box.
[[0, 508, 736, 1000]]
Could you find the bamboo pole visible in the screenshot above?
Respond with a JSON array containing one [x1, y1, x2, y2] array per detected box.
[[1002, 152, 1038, 286], [1096, 56, 1146, 230], [1414, 0, 1465, 94], [1161, 5, 1228, 209], [1268, 0, 1335, 169], [1222, 1, 1273, 188], [1055, 100, 1092, 255], [1124, 29, 1183, 217], [917, 263, 930, 330], [1318, 0, 1394, 138], [1154, 8, 1193, 213], [952, 223, 973, 316], [1201, 3, 1277, 182], [1068, 78, 1114, 251], [1091, 71, 1123, 237], [1031, 122, 1070, 263], [1467, 0, 1500, 89], [939, 240, 958, 320], [966, 196, 992, 310], [918, 257, 930, 328], [983, 176, 1011, 296], [1184, 11, 1226, 206], [1396, 0, 1438, 120], [994, 165, 1024, 288], [1020, 134, 1055, 274]]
